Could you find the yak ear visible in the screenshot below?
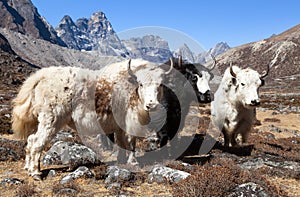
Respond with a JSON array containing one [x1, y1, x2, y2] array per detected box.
[[231, 77, 237, 86], [128, 76, 137, 84], [261, 79, 265, 86], [224, 77, 236, 92]]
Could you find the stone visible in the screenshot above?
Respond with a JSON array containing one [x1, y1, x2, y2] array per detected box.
[[47, 170, 56, 178], [55, 188, 77, 196], [50, 131, 74, 145], [0, 178, 23, 185], [106, 182, 122, 190], [230, 182, 269, 197], [148, 165, 190, 183], [60, 166, 94, 184], [105, 166, 133, 184], [42, 141, 99, 169]]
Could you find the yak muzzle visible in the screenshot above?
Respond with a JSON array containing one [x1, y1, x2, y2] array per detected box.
[[198, 90, 214, 103]]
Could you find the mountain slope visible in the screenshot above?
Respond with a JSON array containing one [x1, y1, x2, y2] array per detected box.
[[0, 32, 15, 54], [215, 24, 300, 78], [0, 28, 123, 70], [0, 0, 66, 46]]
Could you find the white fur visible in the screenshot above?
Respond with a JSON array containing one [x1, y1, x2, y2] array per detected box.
[[12, 59, 166, 177], [211, 65, 263, 147], [12, 66, 102, 177], [197, 71, 211, 94]]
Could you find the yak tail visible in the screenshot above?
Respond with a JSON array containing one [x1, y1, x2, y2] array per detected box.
[[11, 72, 42, 140]]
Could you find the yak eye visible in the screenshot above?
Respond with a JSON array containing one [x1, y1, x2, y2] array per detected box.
[[241, 83, 245, 86], [192, 75, 198, 82], [139, 83, 143, 87]]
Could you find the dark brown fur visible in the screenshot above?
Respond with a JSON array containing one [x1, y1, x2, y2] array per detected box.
[[95, 79, 113, 116]]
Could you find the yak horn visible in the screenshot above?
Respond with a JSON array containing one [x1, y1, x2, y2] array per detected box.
[[209, 55, 217, 71], [165, 57, 173, 74], [178, 55, 182, 67], [229, 62, 237, 78], [127, 59, 136, 79], [260, 63, 270, 79]]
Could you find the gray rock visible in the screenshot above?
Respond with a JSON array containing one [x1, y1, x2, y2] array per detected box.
[[0, 138, 25, 161], [106, 182, 122, 190], [42, 141, 99, 169], [271, 111, 278, 115], [105, 166, 133, 184], [50, 131, 74, 144], [0, 178, 23, 185], [47, 170, 56, 178], [148, 165, 190, 183], [239, 157, 300, 172], [55, 188, 77, 196], [239, 158, 265, 170], [60, 166, 94, 184], [269, 125, 281, 133], [230, 182, 269, 197]]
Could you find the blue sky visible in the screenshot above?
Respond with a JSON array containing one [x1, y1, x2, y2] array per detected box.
[[32, 0, 300, 52]]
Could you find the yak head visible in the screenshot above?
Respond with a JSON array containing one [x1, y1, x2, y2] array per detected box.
[[165, 56, 215, 103], [127, 59, 172, 112], [227, 63, 269, 108]]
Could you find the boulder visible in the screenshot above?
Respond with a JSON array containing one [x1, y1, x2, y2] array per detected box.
[[42, 141, 99, 169], [60, 166, 94, 184], [105, 166, 133, 184], [230, 182, 269, 197], [148, 165, 190, 183]]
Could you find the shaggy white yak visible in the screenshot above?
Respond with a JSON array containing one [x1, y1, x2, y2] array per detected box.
[[12, 59, 166, 180], [211, 63, 268, 147], [12, 66, 101, 179]]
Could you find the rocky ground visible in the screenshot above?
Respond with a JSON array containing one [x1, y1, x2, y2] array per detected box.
[[0, 64, 299, 196]]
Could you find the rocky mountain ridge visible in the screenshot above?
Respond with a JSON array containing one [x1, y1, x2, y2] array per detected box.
[[56, 12, 128, 57], [0, 0, 66, 47], [0, 28, 123, 70], [0, 0, 298, 79], [121, 35, 173, 63], [174, 42, 231, 64], [55, 12, 229, 63], [0, 0, 228, 64]]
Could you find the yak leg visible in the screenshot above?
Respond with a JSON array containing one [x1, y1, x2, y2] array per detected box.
[[236, 120, 252, 145], [222, 128, 231, 147], [26, 112, 60, 180], [222, 128, 238, 147], [126, 135, 138, 165], [115, 131, 128, 164], [230, 132, 238, 147], [24, 129, 36, 170], [115, 131, 138, 165], [226, 118, 253, 147], [99, 134, 114, 151]]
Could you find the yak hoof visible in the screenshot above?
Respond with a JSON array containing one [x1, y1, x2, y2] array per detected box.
[[127, 158, 139, 166]]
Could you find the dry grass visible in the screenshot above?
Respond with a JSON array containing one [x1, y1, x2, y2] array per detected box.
[[0, 65, 299, 196], [15, 182, 36, 197], [172, 159, 250, 197]]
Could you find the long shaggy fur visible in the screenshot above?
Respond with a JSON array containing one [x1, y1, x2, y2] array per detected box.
[[12, 71, 44, 139]]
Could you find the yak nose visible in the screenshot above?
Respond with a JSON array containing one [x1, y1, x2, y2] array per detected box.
[[251, 99, 260, 106], [145, 101, 158, 111], [198, 90, 213, 103]]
